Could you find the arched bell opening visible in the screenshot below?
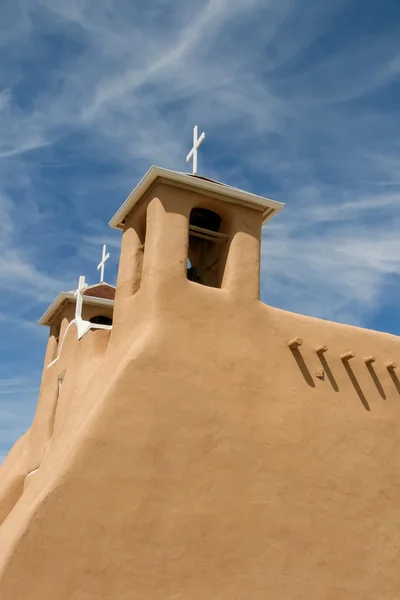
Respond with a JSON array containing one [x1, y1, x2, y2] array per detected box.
[[187, 207, 229, 288], [89, 315, 113, 326]]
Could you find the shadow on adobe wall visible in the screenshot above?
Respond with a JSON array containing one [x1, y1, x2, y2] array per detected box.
[[388, 368, 400, 394], [290, 346, 373, 411], [289, 339, 400, 412], [366, 363, 386, 400], [318, 354, 339, 392], [341, 361, 370, 412], [290, 348, 315, 388]]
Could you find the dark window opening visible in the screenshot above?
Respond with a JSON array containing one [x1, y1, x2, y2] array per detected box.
[[89, 315, 113, 326], [187, 207, 228, 288]]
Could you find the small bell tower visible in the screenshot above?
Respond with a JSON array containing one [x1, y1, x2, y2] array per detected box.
[[38, 244, 115, 368]]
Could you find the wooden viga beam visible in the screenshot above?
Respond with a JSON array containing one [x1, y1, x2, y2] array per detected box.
[[364, 356, 376, 365], [340, 351, 355, 361], [288, 337, 303, 350], [316, 345, 328, 354], [386, 361, 397, 370]]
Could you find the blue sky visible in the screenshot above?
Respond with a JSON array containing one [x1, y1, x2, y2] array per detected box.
[[1, 0, 400, 460]]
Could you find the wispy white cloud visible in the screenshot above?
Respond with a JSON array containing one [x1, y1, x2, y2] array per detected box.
[[0, 88, 11, 112], [262, 185, 400, 324], [0, 192, 65, 300]]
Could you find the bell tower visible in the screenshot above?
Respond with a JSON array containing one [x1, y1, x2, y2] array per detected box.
[[109, 167, 283, 324]]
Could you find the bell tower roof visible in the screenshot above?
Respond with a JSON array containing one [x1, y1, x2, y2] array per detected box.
[[38, 283, 115, 327], [108, 166, 284, 231], [83, 283, 115, 300]]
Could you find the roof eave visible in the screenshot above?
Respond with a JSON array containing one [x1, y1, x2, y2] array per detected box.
[[38, 293, 115, 327], [108, 166, 284, 230]]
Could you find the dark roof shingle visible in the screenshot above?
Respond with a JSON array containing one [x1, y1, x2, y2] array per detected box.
[[84, 283, 116, 300]]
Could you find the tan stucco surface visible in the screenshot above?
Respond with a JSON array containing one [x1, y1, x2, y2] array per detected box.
[[0, 179, 399, 598]]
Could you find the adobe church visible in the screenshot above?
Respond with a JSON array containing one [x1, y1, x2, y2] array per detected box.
[[0, 134, 400, 598]]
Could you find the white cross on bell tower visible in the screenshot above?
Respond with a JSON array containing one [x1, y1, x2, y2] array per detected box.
[[97, 244, 110, 283], [186, 125, 205, 175]]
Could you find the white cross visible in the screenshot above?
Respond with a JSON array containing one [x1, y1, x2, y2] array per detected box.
[[186, 125, 205, 175], [97, 244, 110, 283], [74, 275, 88, 320]]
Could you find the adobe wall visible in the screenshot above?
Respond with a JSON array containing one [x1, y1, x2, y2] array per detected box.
[[0, 187, 399, 599], [0, 432, 30, 527], [0, 300, 112, 527]]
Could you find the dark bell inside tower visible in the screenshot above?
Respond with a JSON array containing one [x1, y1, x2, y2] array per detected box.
[[187, 207, 227, 288], [189, 208, 222, 232]]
